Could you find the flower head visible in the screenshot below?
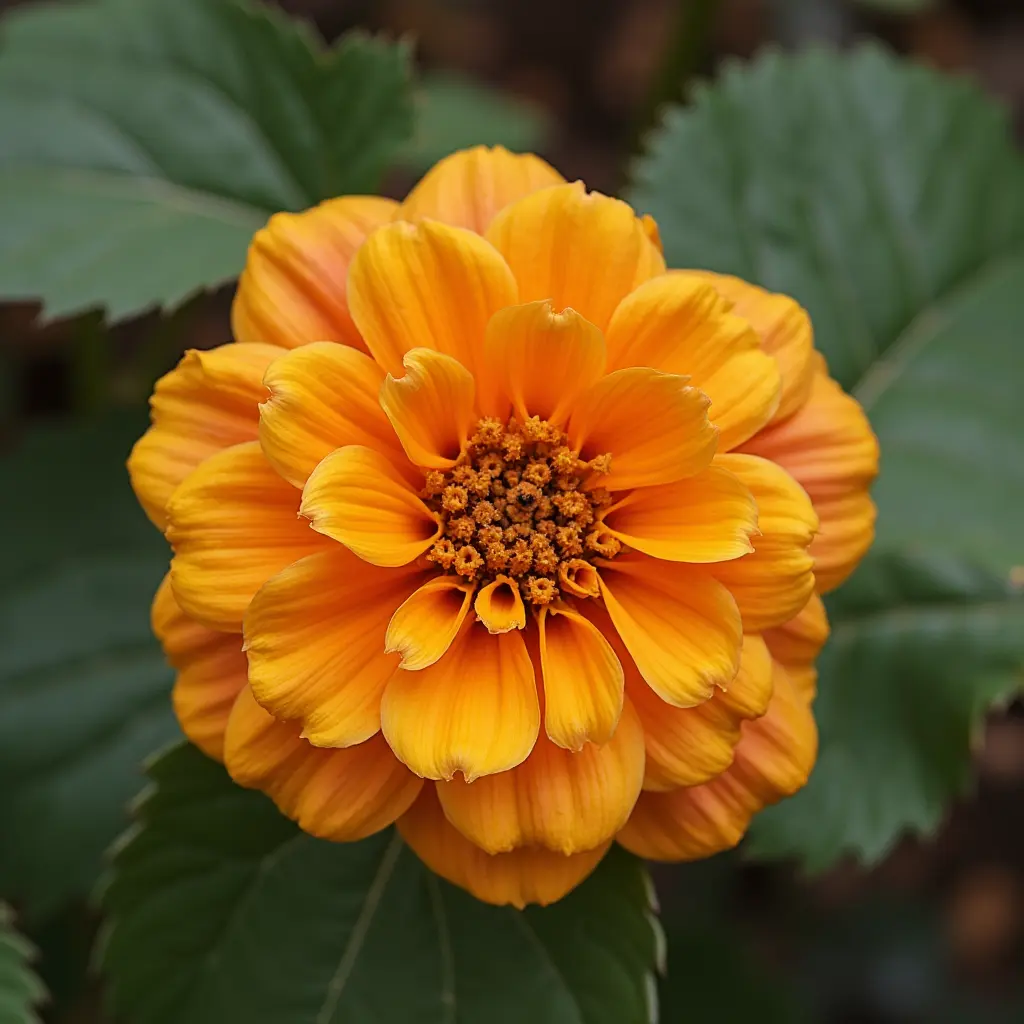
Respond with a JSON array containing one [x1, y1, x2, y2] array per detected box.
[[130, 146, 878, 908]]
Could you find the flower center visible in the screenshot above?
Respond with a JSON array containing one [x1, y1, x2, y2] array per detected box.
[[421, 415, 620, 605]]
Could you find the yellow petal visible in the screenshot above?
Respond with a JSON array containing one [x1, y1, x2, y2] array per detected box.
[[347, 219, 517, 379], [474, 576, 527, 634], [568, 367, 717, 490], [379, 348, 477, 470], [764, 593, 830, 702], [225, 685, 422, 841], [537, 602, 623, 750], [710, 454, 818, 632], [232, 195, 397, 353], [152, 574, 247, 761], [244, 548, 425, 748], [485, 182, 665, 331], [597, 553, 742, 707], [128, 342, 283, 530], [300, 445, 441, 567], [167, 441, 327, 631], [605, 273, 780, 450], [400, 145, 565, 233], [385, 575, 476, 671], [398, 786, 608, 908], [436, 698, 645, 855], [259, 342, 404, 488], [601, 463, 757, 563], [381, 621, 539, 781], [480, 300, 606, 425]]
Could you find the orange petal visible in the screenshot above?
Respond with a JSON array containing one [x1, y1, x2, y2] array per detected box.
[[259, 342, 404, 488], [474, 576, 527, 634], [400, 145, 565, 233], [244, 548, 424, 748], [347, 219, 517, 380], [480, 300, 606, 425], [741, 368, 878, 592], [300, 445, 440, 567], [763, 593, 830, 702], [568, 367, 718, 490], [601, 463, 757, 563], [710, 454, 818, 632], [617, 660, 816, 860], [436, 698, 645, 855], [232, 195, 397, 353], [597, 553, 742, 708], [537, 602, 623, 750], [605, 273, 780, 450], [386, 575, 476, 671], [152, 573, 247, 761], [379, 348, 477, 470], [166, 441, 327, 631], [225, 685, 422, 841], [128, 342, 282, 530], [398, 786, 608, 908], [381, 621, 539, 781], [486, 182, 665, 331]]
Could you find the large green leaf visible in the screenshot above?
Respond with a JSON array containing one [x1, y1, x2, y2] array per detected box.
[[0, 904, 45, 1024], [0, 0, 413, 321], [100, 743, 660, 1024], [0, 416, 177, 920]]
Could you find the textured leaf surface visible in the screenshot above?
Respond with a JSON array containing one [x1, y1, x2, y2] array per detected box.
[[0, 0, 413, 320], [101, 744, 660, 1024], [0, 905, 45, 1024]]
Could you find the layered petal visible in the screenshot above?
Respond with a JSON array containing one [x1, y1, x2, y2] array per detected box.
[[167, 441, 327, 631], [381, 621, 540, 781], [485, 182, 665, 331], [399, 787, 608, 908], [152, 574, 247, 761], [244, 548, 425, 747], [597, 554, 742, 707], [568, 368, 718, 490], [605, 274, 780, 450], [347, 219, 517, 379], [385, 575, 476, 671], [764, 593, 829, 702], [232, 195, 397, 352], [225, 685, 422, 841], [400, 145, 565, 234], [128, 342, 282, 530], [437, 698, 645, 855], [300, 445, 441, 567], [710, 454, 818, 632], [474, 576, 527, 634]]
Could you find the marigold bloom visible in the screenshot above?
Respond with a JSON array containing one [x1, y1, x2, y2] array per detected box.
[[130, 146, 878, 908]]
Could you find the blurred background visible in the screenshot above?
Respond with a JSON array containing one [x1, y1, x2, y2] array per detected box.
[[1, 0, 1023, 1021]]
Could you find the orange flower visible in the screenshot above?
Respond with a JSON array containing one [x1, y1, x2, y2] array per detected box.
[[129, 146, 878, 908]]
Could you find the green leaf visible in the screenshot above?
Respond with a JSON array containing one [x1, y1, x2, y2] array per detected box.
[[0, 904, 46, 1024], [100, 743, 660, 1024], [0, 415, 177, 920], [0, 0, 413, 321]]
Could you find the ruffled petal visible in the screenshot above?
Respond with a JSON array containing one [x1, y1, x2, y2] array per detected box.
[[400, 145, 565, 233], [601, 463, 757, 563], [474, 576, 527, 634], [709, 454, 818, 632], [232, 195, 397, 352], [381, 621, 539, 782], [259, 342, 403, 488], [568, 367, 718, 490], [167, 441, 327, 631], [379, 348, 477, 470], [436, 698, 644, 855], [152, 574, 247, 761], [485, 182, 665, 331], [764, 593, 829, 702], [385, 575, 476, 671], [480, 300, 605, 425], [300, 445, 441, 567], [597, 553, 742, 708], [128, 342, 282, 530], [225, 685, 422, 841], [244, 548, 424, 748], [347, 219, 517, 379], [605, 273, 780, 450], [398, 786, 608, 908]]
